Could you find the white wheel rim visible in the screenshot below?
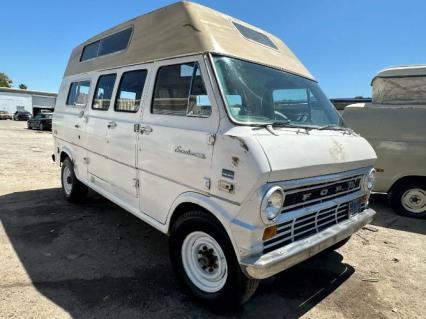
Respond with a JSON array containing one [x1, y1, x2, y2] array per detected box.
[[62, 166, 73, 195], [401, 188, 426, 214], [181, 231, 228, 293]]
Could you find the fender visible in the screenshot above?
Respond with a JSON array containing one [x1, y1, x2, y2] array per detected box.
[[60, 145, 74, 164], [166, 191, 242, 258]]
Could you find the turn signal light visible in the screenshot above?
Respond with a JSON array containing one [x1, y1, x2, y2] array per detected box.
[[262, 225, 277, 241]]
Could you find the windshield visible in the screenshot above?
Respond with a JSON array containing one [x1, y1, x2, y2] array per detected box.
[[213, 56, 343, 127]]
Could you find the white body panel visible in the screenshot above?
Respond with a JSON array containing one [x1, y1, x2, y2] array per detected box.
[[138, 56, 219, 223]]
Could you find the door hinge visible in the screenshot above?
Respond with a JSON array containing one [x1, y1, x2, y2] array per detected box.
[[207, 134, 216, 145], [204, 177, 211, 190], [134, 124, 140, 133], [133, 178, 140, 188]]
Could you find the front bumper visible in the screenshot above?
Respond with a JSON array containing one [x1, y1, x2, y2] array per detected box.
[[242, 208, 375, 279]]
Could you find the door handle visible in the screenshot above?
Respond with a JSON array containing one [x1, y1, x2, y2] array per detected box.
[[107, 121, 117, 129], [74, 124, 80, 128], [140, 125, 153, 134]]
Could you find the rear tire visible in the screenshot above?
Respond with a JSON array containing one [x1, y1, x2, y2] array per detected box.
[[169, 210, 259, 310], [389, 181, 426, 218], [39, 123, 44, 131], [61, 157, 88, 203]]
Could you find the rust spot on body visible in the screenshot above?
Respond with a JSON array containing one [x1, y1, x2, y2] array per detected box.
[[229, 136, 249, 153], [232, 156, 239, 167]]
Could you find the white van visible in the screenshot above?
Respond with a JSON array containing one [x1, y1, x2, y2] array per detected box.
[[53, 2, 376, 307], [343, 65, 426, 218]]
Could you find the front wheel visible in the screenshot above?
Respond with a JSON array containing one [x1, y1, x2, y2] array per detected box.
[[390, 181, 426, 218], [169, 211, 259, 310], [39, 123, 44, 131], [61, 157, 88, 203]]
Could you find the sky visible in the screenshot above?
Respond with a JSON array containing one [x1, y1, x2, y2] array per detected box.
[[1, 0, 425, 98]]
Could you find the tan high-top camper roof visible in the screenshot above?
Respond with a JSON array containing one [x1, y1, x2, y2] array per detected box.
[[64, 1, 314, 80]]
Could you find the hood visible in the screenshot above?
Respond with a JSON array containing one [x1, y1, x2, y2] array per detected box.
[[254, 129, 377, 182]]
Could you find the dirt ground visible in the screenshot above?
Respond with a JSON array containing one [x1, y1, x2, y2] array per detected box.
[[0, 120, 425, 319]]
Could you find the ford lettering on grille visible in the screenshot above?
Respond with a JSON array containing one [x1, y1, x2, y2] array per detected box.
[[282, 175, 362, 212]]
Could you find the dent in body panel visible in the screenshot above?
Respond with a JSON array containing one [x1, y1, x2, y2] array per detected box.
[[182, 23, 201, 33], [228, 135, 249, 153]]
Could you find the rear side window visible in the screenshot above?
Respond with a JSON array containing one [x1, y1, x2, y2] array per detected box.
[[80, 42, 99, 61], [92, 74, 117, 111], [81, 27, 132, 62], [114, 70, 147, 112], [233, 22, 277, 50], [152, 63, 212, 117], [66, 81, 91, 106]]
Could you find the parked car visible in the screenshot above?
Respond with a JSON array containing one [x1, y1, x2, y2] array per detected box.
[[0, 110, 13, 120], [53, 2, 376, 308], [27, 113, 52, 131], [343, 65, 426, 218], [14, 111, 32, 121]]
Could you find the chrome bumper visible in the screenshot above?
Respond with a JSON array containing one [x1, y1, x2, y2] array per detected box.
[[242, 208, 375, 279]]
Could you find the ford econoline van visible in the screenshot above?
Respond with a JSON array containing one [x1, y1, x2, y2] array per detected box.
[[53, 1, 376, 307], [343, 65, 426, 218]]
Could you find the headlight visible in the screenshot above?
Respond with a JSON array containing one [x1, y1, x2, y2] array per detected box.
[[363, 168, 376, 191], [261, 186, 285, 223]]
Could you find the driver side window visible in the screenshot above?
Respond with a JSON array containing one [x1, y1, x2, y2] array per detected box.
[[152, 62, 212, 117]]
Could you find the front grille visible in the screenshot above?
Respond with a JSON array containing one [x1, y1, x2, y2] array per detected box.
[[264, 202, 351, 254], [282, 174, 362, 213]]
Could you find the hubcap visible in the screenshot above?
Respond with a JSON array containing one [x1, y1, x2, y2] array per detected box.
[[401, 188, 426, 214], [181, 231, 227, 293], [62, 166, 73, 195]]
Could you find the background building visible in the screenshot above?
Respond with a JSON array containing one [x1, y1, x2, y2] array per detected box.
[[0, 87, 57, 115]]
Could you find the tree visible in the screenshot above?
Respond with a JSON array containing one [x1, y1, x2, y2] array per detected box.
[[19, 84, 28, 90], [0, 72, 13, 88]]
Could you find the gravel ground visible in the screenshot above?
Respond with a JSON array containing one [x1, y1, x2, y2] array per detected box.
[[0, 120, 425, 319]]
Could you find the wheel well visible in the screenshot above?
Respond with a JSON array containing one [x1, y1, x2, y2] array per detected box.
[[389, 176, 426, 193], [59, 152, 70, 164], [168, 202, 222, 234]]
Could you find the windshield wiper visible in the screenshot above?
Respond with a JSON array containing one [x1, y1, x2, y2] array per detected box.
[[253, 121, 313, 135], [317, 124, 354, 134]]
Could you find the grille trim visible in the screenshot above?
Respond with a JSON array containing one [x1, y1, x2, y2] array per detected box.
[[263, 200, 363, 254]]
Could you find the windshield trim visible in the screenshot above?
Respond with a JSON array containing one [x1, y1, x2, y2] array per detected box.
[[208, 53, 336, 128]]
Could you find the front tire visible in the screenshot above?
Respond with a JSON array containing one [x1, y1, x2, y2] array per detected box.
[[169, 210, 259, 310], [389, 181, 426, 218], [61, 157, 88, 203], [39, 123, 44, 131]]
